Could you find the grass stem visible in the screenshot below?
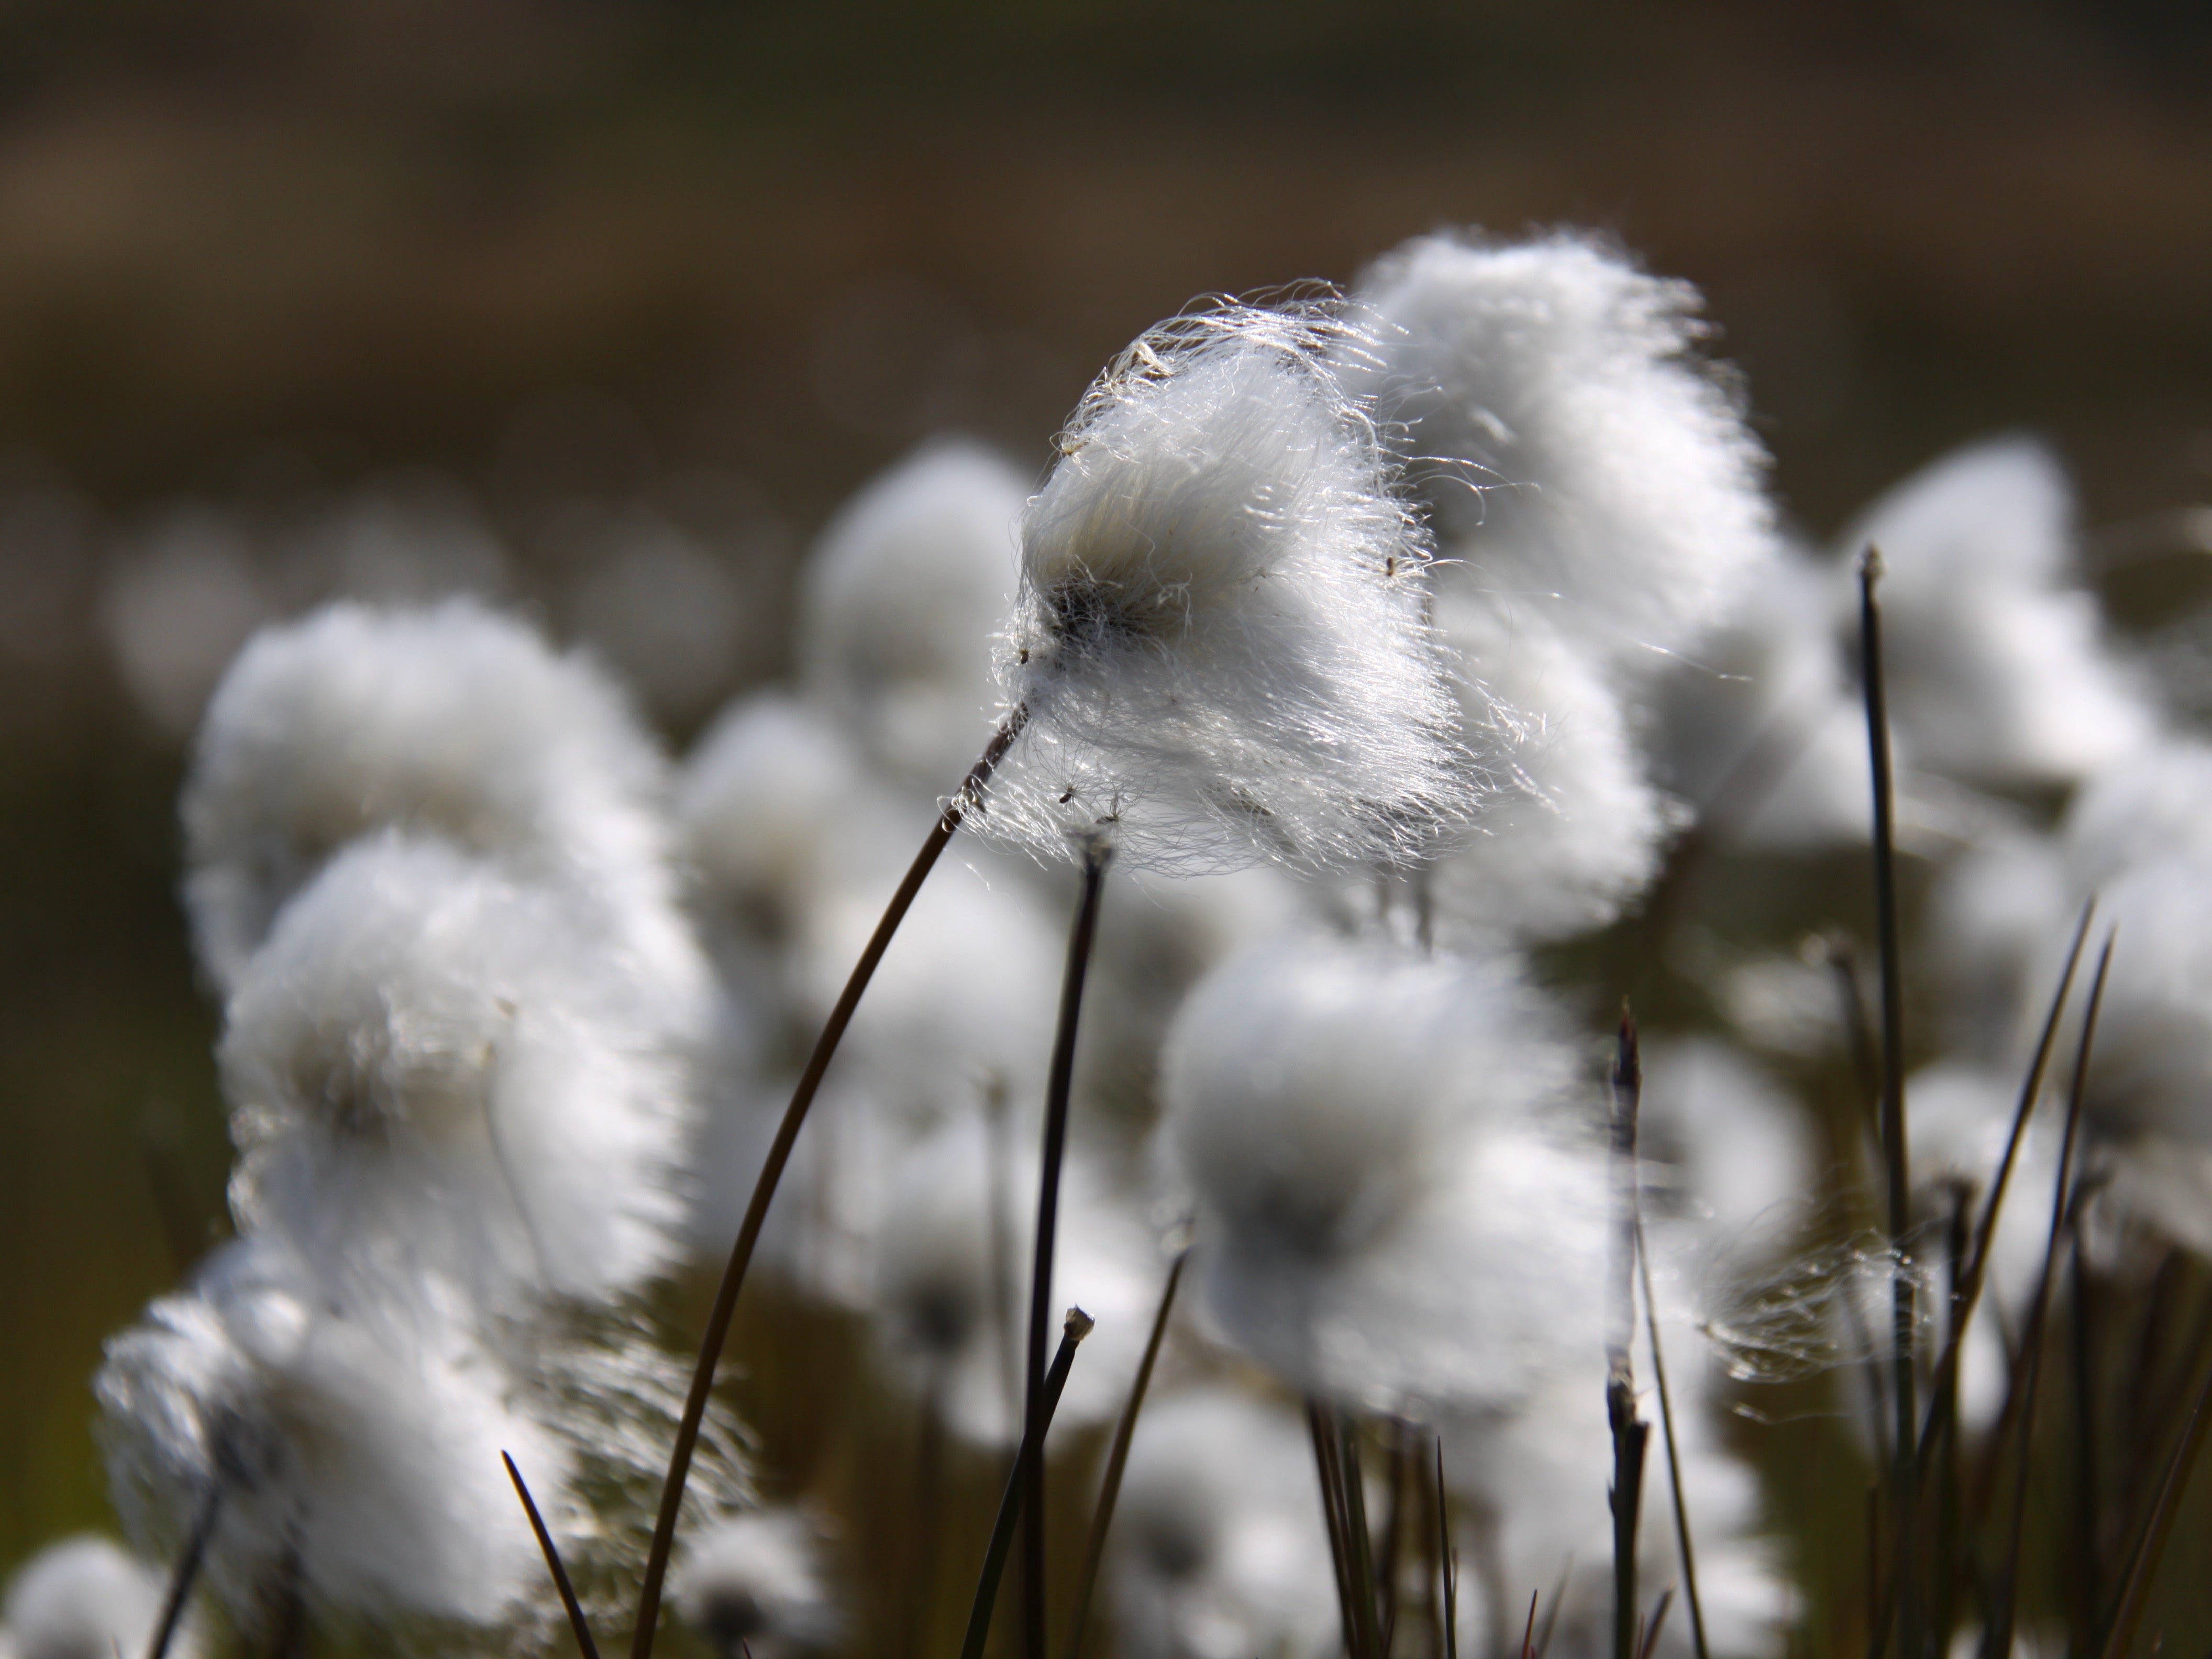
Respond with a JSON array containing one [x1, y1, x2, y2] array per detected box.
[[505, 1452, 601, 1659], [630, 712, 1026, 1659], [1608, 1009, 1651, 1659], [146, 1476, 222, 1659]]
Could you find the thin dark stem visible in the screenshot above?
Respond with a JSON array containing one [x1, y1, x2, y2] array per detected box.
[[1932, 1186, 1968, 1658], [1340, 1414, 1384, 1659], [1063, 1248, 1187, 1659], [1519, 1592, 1540, 1659], [1985, 933, 2114, 1659], [631, 712, 1026, 1659], [1608, 1010, 1650, 1659], [146, 1478, 223, 1659], [1635, 1592, 1675, 1659], [960, 1309, 1094, 1659], [1378, 1422, 1409, 1659], [1419, 1435, 1443, 1659], [1635, 1216, 1708, 1659], [1435, 1441, 1458, 1659], [1023, 839, 1111, 1659], [1859, 549, 1917, 1659], [506, 1452, 602, 1659]]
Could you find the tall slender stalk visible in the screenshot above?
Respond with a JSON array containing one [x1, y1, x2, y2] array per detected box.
[[1984, 933, 2114, 1659], [1607, 1010, 1651, 1659], [2068, 1216, 2104, 1651], [961, 1310, 1094, 1659], [505, 1452, 602, 1659], [1311, 1401, 1361, 1659], [1634, 1217, 1708, 1659], [2098, 1343, 2212, 1659], [1339, 1413, 1385, 1659], [1063, 1247, 1187, 1659], [1857, 549, 1917, 1659], [631, 712, 1026, 1659], [1435, 1441, 1459, 1659], [1022, 838, 1112, 1659], [146, 1477, 223, 1659]]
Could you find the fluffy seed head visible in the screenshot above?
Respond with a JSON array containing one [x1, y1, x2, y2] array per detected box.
[[1355, 230, 1775, 674], [1839, 438, 2153, 787], [218, 834, 694, 1308], [988, 301, 1473, 875], [1, 1536, 197, 1659], [182, 599, 699, 1001], [1160, 940, 1601, 1412], [798, 441, 1026, 792], [671, 1510, 841, 1659]]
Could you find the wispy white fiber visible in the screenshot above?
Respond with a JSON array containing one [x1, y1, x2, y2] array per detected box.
[[1428, 590, 1679, 944], [1106, 1387, 1341, 1659], [182, 599, 704, 1005], [798, 441, 1027, 792], [1636, 1037, 1813, 1255], [1926, 830, 2072, 1064], [218, 834, 694, 1310], [671, 1509, 842, 1659], [2061, 736, 2212, 897], [1159, 941, 1601, 1413], [1837, 439, 2153, 787], [96, 1238, 566, 1630], [1354, 230, 1776, 677], [988, 302, 1473, 875], [0, 1535, 197, 1659]]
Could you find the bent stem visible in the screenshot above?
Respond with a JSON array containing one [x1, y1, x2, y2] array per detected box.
[[1063, 1246, 1188, 1659], [1022, 837, 1112, 1659], [505, 1452, 601, 1659], [631, 711, 1027, 1659], [961, 1309, 1095, 1659]]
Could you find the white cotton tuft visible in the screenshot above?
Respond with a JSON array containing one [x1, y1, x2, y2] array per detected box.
[[988, 302, 1473, 875], [1647, 547, 1871, 850], [1926, 830, 2073, 1063], [1354, 230, 1776, 676], [1429, 590, 1679, 944], [1160, 940, 1602, 1413], [181, 599, 702, 1002], [95, 1239, 566, 1630], [1106, 1387, 1340, 1659], [868, 1110, 1166, 1447], [671, 1509, 841, 1659], [2061, 737, 2212, 896], [1, 1536, 197, 1659], [798, 441, 1027, 792], [1636, 1036, 1813, 1255], [1838, 439, 2153, 787], [218, 834, 694, 1309]]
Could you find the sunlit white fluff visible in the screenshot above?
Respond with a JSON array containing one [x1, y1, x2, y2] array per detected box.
[[1926, 830, 2073, 1063], [1429, 589, 1678, 944], [798, 441, 1027, 792], [2061, 736, 2212, 895], [989, 303, 1472, 874], [671, 1509, 841, 1659], [182, 599, 704, 1005], [1106, 1387, 1340, 1659], [1837, 439, 2152, 787], [869, 1109, 1166, 1446], [0, 1535, 198, 1659], [1354, 230, 1775, 676], [95, 1238, 565, 1629], [1647, 547, 1871, 850], [1159, 941, 1601, 1413], [219, 834, 694, 1309]]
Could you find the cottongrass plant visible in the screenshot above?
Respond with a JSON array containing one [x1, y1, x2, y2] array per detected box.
[[0, 1536, 200, 1659], [41, 225, 2212, 1659]]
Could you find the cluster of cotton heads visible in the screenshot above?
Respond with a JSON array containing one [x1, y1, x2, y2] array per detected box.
[[48, 219, 2200, 1659]]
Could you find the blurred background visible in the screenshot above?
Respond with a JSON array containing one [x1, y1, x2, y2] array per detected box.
[[4, 0, 2210, 1590]]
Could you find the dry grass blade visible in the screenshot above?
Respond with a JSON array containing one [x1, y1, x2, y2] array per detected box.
[[631, 711, 1026, 1659], [1312, 1401, 1361, 1659], [1435, 1440, 1458, 1659], [1023, 838, 1111, 1659], [504, 1452, 601, 1659], [1984, 931, 2115, 1659], [961, 1308, 1094, 1659], [1062, 1247, 1188, 1659], [145, 1477, 222, 1659]]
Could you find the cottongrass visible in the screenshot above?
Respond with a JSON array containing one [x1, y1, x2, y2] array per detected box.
[[0, 1535, 198, 1659], [987, 301, 1474, 875]]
